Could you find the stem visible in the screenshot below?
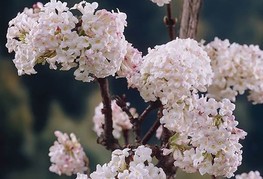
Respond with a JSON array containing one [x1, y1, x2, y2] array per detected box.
[[97, 78, 120, 150], [123, 130, 129, 146], [141, 104, 163, 145], [141, 119, 160, 145], [135, 100, 162, 142], [179, 0, 202, 39], [164, 3, 176, 40], [114, 95, 135, 122]]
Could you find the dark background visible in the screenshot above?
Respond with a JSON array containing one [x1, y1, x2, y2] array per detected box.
[[1, 0, 263, 178]]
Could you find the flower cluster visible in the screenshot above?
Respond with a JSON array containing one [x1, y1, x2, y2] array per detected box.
[[235, 171, 262, 179], [133, 38, 213, 107], [162, 95, 247, 178], [93, 100, 137, 139], [84, 145, 166, 179], [203, 37, 263, 104], [150, 0, 172, 6], [6, 0, 129, 82], [49, 131, 88, 176], [117, 43, 143, 87]]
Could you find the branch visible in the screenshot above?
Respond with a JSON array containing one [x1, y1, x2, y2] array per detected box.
[[164, 2, 176, 40], [141, 119, 160, 145], [141, 105, 163, 145], [114, 95, 135, 122], [97, 78, 120, 150], [179, 0, 202, 39]]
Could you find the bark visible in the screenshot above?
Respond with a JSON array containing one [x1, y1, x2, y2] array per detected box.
[[179, 0, 202, 39]]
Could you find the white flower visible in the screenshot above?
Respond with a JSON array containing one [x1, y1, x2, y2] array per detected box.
[[204, 37, 263, 104], [162, 94, 247, 178], [135, 38, 213, 107], [6, 0, 129, 82], [76, 173, 89, 179], [150, 0, 172, 6], [74, 3, 128, 82], [235, 171, 262, 179], [93, 100, 137, 139], [49, 131, 88, 176], [90, 146, 166, 179]]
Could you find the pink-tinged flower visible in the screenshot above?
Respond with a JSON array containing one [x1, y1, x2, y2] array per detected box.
[[235, 171, 262, 179], [49, 131, 88, 176], [73, 2, 128, 82], [162, 94, 247, 178], [93, 100, 137, 139], [135, 38, 213, 107], [6, 0, 129, 82], [90, 146, 166, 179], [204, 37, 263, 104], [117, 43, 143, 88]]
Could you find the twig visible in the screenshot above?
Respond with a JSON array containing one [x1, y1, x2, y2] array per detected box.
[[114, 95, 135, 122], [123, 130, 129, 146], [164, 2, 176, 40], [179, 0, 202, 39], [135, 100, 162, 143], [97, 78, 120, 150], [141, 119, 161, 145], [141, 105, 163, 145]]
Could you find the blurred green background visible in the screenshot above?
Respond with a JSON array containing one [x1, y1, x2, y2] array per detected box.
[[1, 0, 263, 179]]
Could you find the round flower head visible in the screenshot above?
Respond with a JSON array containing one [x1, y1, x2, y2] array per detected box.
[[49, 131, 88, 176], [89, 146, 166, 179], [204, 37, 263, 104], [235, 171, 262, 179], [136, 38, 213, 107], [93, 100, 137, 139]]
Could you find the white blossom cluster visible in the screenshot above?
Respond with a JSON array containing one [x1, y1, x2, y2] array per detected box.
[[49, 131, 88, 176], [204, 37, 263, 104], [235, 171, 262, 179], [6, 0, 129, 82], [93, 100, 137, 139], [77, 145, 166, 179], [162, 94, 247, 178], [150, 0, 172, 6], [133, 38, 213, 107]]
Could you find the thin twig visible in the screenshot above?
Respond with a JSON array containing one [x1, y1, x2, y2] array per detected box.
[[164, 2, 176, 40], [114, 95, 135, 122], [123, 130, 129, 146], [135, 100, 162, 143], [97, 78, 120, 150], [141, 119, 161, 145]]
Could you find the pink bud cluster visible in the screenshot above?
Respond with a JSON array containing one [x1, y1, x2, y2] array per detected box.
[[49, 131, 88, 176]]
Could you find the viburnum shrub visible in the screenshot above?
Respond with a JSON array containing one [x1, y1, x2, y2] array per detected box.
[[6, 0, 263, 178]]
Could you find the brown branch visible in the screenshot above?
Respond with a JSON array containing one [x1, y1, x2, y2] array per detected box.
[[141, 119, 161, 145], [179, 0, 202, 39], [97, 78, 120, 150], [114, 95, 135, 122], [164, 3, 176, 40]]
